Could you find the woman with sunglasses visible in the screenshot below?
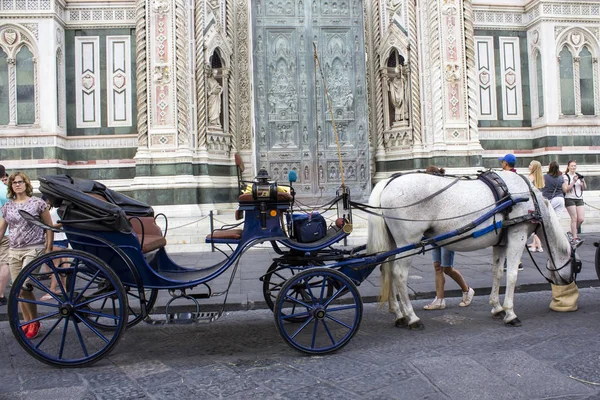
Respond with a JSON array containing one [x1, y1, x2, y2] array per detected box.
[[0, 172, 53, 339]]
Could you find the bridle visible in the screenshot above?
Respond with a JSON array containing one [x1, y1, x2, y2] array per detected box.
[[521, 175, 581, 284]]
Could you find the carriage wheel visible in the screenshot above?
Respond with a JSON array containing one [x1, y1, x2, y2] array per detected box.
[[274, 268, 362, 354], [8, 250, 128, 367], [263, 260, 331, 322], [82, 282, 158, 329]]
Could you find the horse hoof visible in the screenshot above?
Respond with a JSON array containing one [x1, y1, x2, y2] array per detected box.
[[395, 317, 408, 328], [492, 310, 506, 319], [408, 321, 424, 331], [505, 318, 522, 327]]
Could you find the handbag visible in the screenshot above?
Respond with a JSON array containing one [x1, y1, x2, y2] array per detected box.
[[291, 212, 327, 243]]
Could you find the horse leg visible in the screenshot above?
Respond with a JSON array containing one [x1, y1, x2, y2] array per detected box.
[[381, 260, 406, 326], [391, 259, 423, 330], [389, 285, 407, 328], [489, 246, 506, 318], [502, 231, 528, 326]]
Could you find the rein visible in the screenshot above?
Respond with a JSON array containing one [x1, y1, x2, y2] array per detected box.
[[517, 175, 580, 284], [352, 196, 512, 222]]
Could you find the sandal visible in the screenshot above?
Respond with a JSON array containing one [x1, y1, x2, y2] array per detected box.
[[423, 298, 446, 310], [40, 291, 61, 301]]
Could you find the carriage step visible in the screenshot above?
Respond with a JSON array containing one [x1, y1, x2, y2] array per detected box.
[[168, 311, 222, 324], [144, 310, 223, 325]]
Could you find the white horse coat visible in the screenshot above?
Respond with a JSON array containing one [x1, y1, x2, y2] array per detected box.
[[367, 170, 575, 328]]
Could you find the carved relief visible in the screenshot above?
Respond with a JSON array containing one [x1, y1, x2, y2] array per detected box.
[[251, 1, 369, 198]]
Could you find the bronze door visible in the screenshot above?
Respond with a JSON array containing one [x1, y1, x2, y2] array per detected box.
[[252, 0, 370, 201]]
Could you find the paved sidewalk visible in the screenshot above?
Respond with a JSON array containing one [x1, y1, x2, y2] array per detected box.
[[1, 232, 598, 320], [166, 232, 600, 311]]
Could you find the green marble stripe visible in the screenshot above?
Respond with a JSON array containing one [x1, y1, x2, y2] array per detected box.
[[376, 155, 483, 172], [122, 187, 238, 205], [481, 135, 600, 150], [135, 163, 237, 177], [0, 147, 137, 161]]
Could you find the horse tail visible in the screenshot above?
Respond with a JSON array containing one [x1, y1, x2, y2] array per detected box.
[[367, 179, 395, 304]]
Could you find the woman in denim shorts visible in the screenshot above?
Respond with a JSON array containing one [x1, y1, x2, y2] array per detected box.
[[562, 160, 586, 244], [0, 172, 53, 339], [423, 166, 474, 310]]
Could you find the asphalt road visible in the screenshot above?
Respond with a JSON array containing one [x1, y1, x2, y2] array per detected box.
[[1, 288, 600, 400]]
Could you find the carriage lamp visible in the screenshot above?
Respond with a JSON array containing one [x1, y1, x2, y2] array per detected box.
[[252, 169, 278, 201]]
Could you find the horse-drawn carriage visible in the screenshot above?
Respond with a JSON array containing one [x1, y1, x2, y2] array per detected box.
[[7, 169, 582, 367]]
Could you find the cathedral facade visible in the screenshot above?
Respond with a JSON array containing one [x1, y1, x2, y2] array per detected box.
[[0, 0, 598, 210]]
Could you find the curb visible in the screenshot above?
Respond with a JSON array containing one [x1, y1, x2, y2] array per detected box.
[[4, 279, 597, 323]]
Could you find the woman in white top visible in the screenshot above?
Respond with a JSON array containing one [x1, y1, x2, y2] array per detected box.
[[562, 160, 586, 244]]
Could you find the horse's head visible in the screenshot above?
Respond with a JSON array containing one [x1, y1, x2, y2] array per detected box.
[[546, 237, 582, 285], [538, 195, 582, 284]]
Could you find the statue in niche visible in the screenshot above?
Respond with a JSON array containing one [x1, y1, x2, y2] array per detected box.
[[329, 165, 336, 179], [304, 166, 309, 181], [317, 125, 323, 142], [389, 65, 408, 125], [257, 36, 263, 52], [319, 165, 324, 181], [358, 125, 364, 141], [360, 164, 365, 180], [303, 126, 308, 143], [347, 166, 355, 179], [260, 128, 266, 145], [207, 68, 223, 128]]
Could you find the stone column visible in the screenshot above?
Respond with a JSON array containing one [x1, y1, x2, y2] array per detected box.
[[7, 58, 15, 126], [148, 0, 177, 148]]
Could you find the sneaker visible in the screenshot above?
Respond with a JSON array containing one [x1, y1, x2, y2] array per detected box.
[[518, 263, 524, 271], [21, 323, 30, 335], [25, 322, 40, 340], [0, 297, 6, 306], [537, 248, 544, 253], [459, 288, 475, 307], [423, 297, 446, 310]]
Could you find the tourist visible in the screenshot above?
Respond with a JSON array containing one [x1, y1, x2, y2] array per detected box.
[[422, 166, 474, 310], [0, 172, 53, 339], [562, 160, 586, 244], [542, 161, 565, 214], [527, 160, 544, 252]]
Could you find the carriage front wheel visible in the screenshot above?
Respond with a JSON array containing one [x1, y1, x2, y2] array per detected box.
[[8, 249, 128, 367], [274, 267, 362, 354]]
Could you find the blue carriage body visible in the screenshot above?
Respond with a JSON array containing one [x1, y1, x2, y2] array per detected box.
[[39, 175, 352, 290]]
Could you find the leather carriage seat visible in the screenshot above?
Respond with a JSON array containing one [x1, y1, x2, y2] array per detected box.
[[205, 229, 243, 241], [128, 216, 167, 253], [86, 192, 167, 253]]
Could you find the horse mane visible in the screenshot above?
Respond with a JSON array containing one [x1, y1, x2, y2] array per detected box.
[[537, 190, 570, 256]]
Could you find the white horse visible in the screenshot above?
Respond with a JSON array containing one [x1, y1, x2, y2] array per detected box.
[[367, 170, 578, 329]]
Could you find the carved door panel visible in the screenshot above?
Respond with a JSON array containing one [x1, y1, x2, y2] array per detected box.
[[251, 0, 370, 201]]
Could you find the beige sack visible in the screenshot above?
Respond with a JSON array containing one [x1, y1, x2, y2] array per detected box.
[[549, 281, 579, 312]]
